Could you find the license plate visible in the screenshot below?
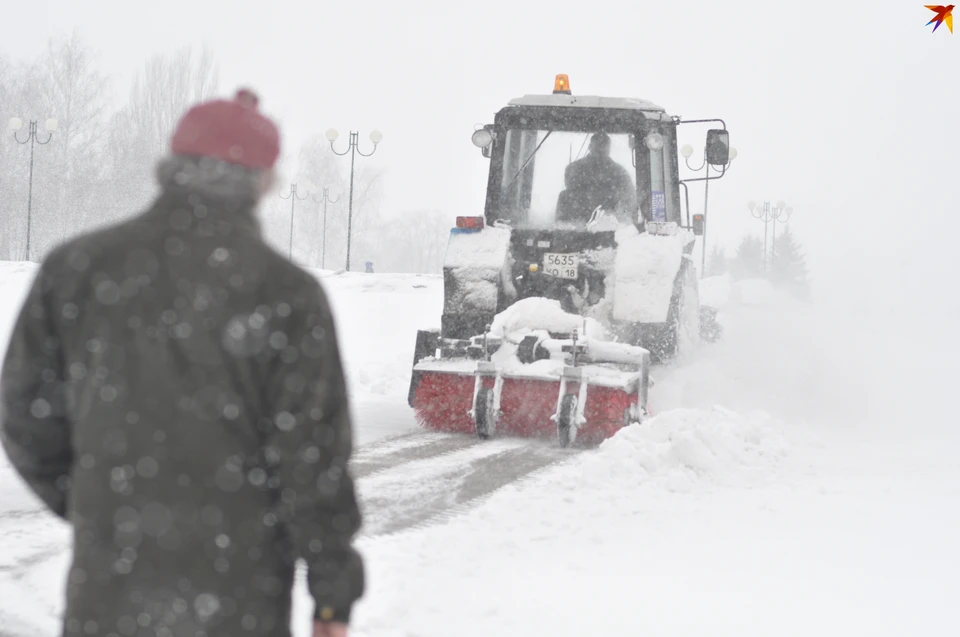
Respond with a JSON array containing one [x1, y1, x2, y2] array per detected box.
[[543, 253, 579, 279]]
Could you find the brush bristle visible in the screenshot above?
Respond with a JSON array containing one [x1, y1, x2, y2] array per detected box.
[[412, 372, 637, 445]]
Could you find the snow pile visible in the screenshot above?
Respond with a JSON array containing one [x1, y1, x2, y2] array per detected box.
[[699, 272, 732, 309], [442, 226, 510, 269], [0, 262, 38, 357], [581, 407, 792, 492], [442, 227, 510, 314], [612, 226, 692, 323], [489, 297, 608, 340], [728, 276, 779, 306]]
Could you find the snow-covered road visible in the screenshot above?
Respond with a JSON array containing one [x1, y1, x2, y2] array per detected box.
[[0, 261, 957, 637]]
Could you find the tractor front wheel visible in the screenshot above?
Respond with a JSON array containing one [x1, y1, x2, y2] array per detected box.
[[474, 387, 496, 440], [557, 394, 578, 448]]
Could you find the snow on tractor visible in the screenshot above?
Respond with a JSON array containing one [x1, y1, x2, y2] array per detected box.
[[408, 74, 732, 447]]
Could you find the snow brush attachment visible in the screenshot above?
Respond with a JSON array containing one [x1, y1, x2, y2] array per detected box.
[[411, 370, 635, 445], [408, 327, 651, 447]]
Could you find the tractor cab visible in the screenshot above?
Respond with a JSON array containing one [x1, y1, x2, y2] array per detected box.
[[469, 74, 728, 234]]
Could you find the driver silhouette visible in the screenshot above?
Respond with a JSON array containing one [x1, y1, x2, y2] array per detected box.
[[556, 132, 636, 224]]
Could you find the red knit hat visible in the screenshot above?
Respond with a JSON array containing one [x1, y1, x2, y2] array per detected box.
[[170, 88, 280, 170]]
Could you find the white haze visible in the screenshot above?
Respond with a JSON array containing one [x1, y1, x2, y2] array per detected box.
[[2, 1, 956, 428]]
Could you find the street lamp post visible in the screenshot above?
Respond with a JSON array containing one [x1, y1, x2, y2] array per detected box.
[[747, 200, 792, 271], [9, 117, 58, 261], [326, 129, 382, 272], [311, 186, 341, 270], [279, 183, 309, 261], [770, 202, 792, 268], [680, 142, 737, 276]]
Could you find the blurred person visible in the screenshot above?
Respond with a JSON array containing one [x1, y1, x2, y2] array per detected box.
[[0, 88, 363, 637]]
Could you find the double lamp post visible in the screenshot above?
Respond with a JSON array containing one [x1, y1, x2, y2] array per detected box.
[[748, 200, 793, 271], [278, 183, 343, 269], [279, 129, 381, 272], [8, 116, 58, 262], [326, 129, 381, 272]]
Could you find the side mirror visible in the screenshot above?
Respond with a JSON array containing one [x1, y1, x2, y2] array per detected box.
[[692, 214, 704, 236], [705, 129, 729, 166]]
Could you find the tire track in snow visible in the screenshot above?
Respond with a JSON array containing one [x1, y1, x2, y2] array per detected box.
[[357, 438, 527, 537], [353, 430, 450, 458], [351, 434, 483, 479], [0, 543, 66, 576], [358, 438, 582, 537], [386, 445, 583, 539]]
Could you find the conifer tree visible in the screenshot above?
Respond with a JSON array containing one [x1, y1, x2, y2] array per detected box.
[[706, 244, 728, 276], [730, 234, 764, 280], [770, 226, 811, 299]]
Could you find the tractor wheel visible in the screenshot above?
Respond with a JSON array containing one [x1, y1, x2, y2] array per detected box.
[[474, 387, 496, 440], [557, 394, 578, 448]]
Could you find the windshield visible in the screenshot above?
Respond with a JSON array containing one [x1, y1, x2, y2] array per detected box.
[[497, 129, 638, 228]]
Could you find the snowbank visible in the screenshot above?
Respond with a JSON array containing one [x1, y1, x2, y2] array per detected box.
[[699, 272, 732, 309], [344, 396, 958, 637], [0, 262, 39, 361], [581, 406, 791, 492]]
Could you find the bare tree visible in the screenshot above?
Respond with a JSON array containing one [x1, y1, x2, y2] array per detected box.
[[0, 52, 21, 259], [126, 45, 219, 158], [34, 31, 110, 245], [99, 45, 221, 224], [39, 31, 108, 152]]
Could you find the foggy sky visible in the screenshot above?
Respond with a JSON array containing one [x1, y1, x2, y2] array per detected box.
[[3, 0, 957, 309]]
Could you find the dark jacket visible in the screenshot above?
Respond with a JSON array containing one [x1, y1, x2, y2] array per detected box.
[[557, 153, 636, 224], [0, 158, 364, 636]]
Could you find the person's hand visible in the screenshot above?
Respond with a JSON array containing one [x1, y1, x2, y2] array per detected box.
[[313, 621, 348, 637]]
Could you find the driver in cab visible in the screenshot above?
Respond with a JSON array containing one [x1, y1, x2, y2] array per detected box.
[[556, 132, 637, 225]]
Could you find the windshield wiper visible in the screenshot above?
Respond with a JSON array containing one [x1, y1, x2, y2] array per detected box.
[[506, 130, 553, 189]]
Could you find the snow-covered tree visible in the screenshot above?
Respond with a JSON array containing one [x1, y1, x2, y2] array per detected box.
[[730, 234, 764, 280], [770, 225, 810, 299]]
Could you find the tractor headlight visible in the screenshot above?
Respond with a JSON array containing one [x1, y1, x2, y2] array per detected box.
[[472, 129, 493, 148], [644, 132, 664, 151]]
